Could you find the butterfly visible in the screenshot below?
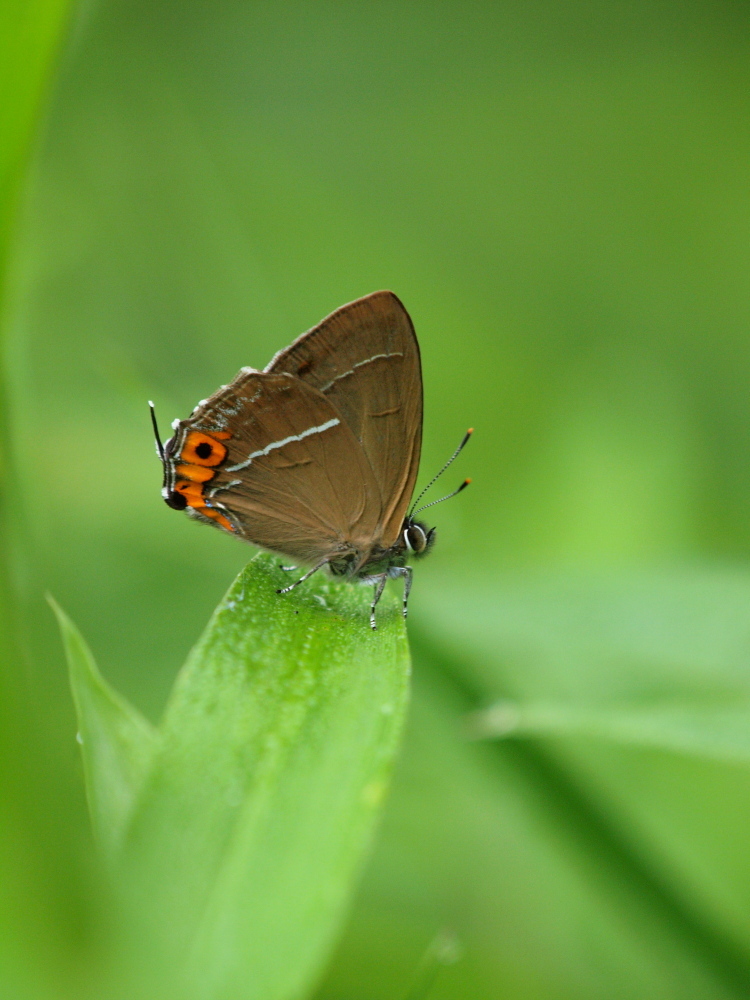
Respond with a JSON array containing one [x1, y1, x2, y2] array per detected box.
[[151, 291, 470, 628]]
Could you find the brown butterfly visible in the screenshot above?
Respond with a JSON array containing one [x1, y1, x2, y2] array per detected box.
[[151, 291, 471, 628]]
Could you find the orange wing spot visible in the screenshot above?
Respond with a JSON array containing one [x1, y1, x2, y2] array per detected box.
[[181, 431, 228, 467], [176, 463, 215, 483], [199, 507, 234, 532], [174, 480, 233, 531], [171, 429, 233, 531], [175, 480, 205, 504]]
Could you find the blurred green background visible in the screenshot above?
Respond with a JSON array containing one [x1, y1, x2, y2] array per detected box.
[[6, 0, 750, 997]]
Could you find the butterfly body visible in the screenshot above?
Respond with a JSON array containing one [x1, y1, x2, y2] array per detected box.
[[156, 291, 463, 628]]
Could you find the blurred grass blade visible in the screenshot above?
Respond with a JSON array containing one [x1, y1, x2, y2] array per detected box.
[[49, 597, 160, 857], [0, 7, 87, 999], [120, 553, 410, 1000], [413, 570, 750, 991], [402, 930, 463, 1000], [0, 0, 74, 273], [469, 701, 750, 763], [0, 0, 76, 623], [0, 0, 77, 759]]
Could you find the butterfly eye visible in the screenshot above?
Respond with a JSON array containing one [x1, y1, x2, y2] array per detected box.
[[406, 524, 428, 553]]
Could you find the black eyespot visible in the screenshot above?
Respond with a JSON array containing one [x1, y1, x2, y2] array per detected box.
[[195, 441, 213, 459], [164, 491, 187, 510]]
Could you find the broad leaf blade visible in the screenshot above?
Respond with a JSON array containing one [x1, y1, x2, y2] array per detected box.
[[50, 597, 160, 857], [121, 553, 410, 1000]]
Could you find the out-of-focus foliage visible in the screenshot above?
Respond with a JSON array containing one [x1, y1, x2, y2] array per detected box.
[[0, 3, 80, 999], [5, 0, 750, 997]]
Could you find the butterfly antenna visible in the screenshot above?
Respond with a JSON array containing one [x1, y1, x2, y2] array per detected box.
[[411, 478, 471, 517], [409, 428, 473, 517], [149, 401, 165, 462]]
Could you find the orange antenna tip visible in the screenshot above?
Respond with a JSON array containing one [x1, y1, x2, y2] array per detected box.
[[467, 427, 474, 434]]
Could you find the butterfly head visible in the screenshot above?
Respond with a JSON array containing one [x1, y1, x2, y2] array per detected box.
[[402, 518, 436, 559]]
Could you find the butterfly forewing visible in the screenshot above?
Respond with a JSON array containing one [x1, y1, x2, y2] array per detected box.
[[177, 371, 384, 565], [266, 291, 423, 547]]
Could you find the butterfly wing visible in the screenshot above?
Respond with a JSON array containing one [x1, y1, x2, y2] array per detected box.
[[167, 370, 384, 566], [266, 291, 422, 547]]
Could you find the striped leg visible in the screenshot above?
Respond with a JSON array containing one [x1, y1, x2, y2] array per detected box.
[[370, 574, 388, 630], [388, 566, 413, 619], [276, 557, 329, 595], [401, 566, 413, 619]]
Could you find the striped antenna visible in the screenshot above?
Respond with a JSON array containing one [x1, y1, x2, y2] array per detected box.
[[409, 428, 473, 517], [411, 478, 471, 517]]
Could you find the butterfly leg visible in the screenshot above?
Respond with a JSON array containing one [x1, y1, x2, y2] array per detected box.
[[401, 566, 413, 619], [387, 566, 413, 619], [276, 557, 329, 595], [279, 564, 298, 572], [370, 574, 388, 631]]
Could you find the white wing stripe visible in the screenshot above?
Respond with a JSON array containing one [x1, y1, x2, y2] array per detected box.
[[319, 352, 404, 392], [226, 418, 341, 471], [208, 479, 242, 497]]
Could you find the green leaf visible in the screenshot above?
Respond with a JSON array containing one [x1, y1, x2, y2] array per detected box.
[[468, 701, 750, 763], [111, 552, 410, 1000], [0, 0, 77, 631], [320, 650, 750, 1000], [49, 596, 160, 857], [0, 6, 93, 999], [398, 569, 750, 989]]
